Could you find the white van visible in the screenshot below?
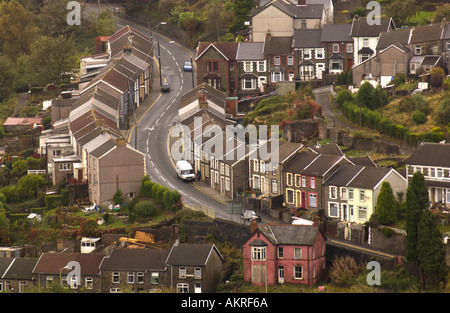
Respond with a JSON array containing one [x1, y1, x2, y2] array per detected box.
[[176, 160, 195, 181]]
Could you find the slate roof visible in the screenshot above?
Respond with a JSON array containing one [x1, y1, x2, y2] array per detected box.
[[257, 224, 322, 246], [0, 258, 14, 277], [196, 42, 239, 61], [376, 27, 412, 51], [2, 258, 38, 280], [100, 248, 169, 271], [108, 25, 153, 62], [165, 243, 223, 266], [410, 24, 444, 44], [405, 143, 450, 168], [293, 29, 323, 48], [347, 166, 392, 189], [252, 1, 324, 19], [236, 42, 265, 61], [89, 137, 117, 158], [263, 36, 293, 55], [33, 253, 104, 275], [179, 83, 227, 111], [308, 143, 344, 156], [323, 163, 365, 186], [351, 17, 394, 37], [321, 24, 352, 42], [442, 24, 450, 40], [285, 151, 348, 177]]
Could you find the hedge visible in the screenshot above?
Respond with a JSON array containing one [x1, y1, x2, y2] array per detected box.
[[44, 195, 64, 210], [340, 101, 442, 145], [140, 177, 182, 212]]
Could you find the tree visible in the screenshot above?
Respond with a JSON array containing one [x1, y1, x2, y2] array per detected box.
[[113, 189, 125, 205], [229, 0, 254, 33], [416, 209, 447, 289], [433, 3, 450, 24], [94, 9, 116, 37], [38, 0, 79, 37], [26, 35, 78, 86], [376, 182, 397, 225], [0, 54, 17, 101], [0, 0, 38, 59], [405, 171, 429, 263], [429, 67, 445, 90], [368, 87, 389, 110], [356, 82, 374, 109], [384, 0, 419, 26], [10, 159, 28, 178]]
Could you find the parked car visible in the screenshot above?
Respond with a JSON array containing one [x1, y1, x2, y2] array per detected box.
[[241, 210, 261, 222], [161, 82, 170, 92], [183, 61, 192, 71]]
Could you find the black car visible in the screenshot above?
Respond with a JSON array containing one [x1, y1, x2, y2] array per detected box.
[[161, 82, 170, 92]]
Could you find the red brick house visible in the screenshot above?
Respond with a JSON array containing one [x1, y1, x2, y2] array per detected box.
[[195, 42, 239, 96], [243, 224, 326, 286]]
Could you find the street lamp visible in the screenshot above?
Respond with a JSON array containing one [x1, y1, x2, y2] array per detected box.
[[59, 264, 71, 287], [149, 22, 167, 86]]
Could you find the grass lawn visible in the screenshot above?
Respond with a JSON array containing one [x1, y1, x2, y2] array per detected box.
[[406, 11, 434, 26]]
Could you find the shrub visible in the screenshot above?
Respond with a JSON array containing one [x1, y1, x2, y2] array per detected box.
[[113, 190, 125, 205], [430, 67, 445, 89], [329, 255, 361, 286], [412, 110, 427, 124], [134, 200, 158, 218], [163, 190, 182, 212], [44, 195, 64, 210], [155, 185, 169, 205], [336, 89, 353, 106]]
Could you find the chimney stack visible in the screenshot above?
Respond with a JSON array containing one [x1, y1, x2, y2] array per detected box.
[[297, 0, 306, 5], [198, 88, 208, 109]]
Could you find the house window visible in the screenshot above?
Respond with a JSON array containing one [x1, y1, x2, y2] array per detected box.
[[179, 267, 187, 278], [346, 43, 353, 53], [348, 188, 354, 200], [304, 49, 311, 59], [332, 44, 339, 53], [358, 206, 367, 220], [271, 179, 278, 194], [253, 159, 259, 172], [310, 177, 315, 189], [177, 283, 189, 293], [294, 266, 303, 279], [110, 288, 121, 293], [363, 38, 369, 47], [316, 49, 324, 59], [112, 272, 120, 283], [225, 178, 230, 191], [330, 60, 342, 70], [301, 176, 306, 188], [258, 61, 265, 72], [253, 175, 260, 190], [59, 163, 71, 171], [137, 272, 144, 284], [70, 276, 78, 289], [53, 150, 61, 156], [330, 186, 337, 199], [437, 168, 443, 178], [309, 193, 317, 207], [294, 248, 302, 259], [301, 20, 307, 28], [274, 56, 280, 65], [287, 189, 294, 204], [251, 247, 266, 260], [213, 62, 218, 72], [260, 161, 266, 173], [295, 174, 301, 187], [151, 272, 159, 284], [415, 45, 421, 55], [359, 190, 366, 201], [194, 267, 202, 279], [229, 61, 235, 71], [85, 277, 93, 289], [244, 62, 252, 72], [430, 168, 436, 178], [329, 202, 339, 217], [278, 247, 284, 259], [128, 272, 134, 284], [287, 173, 293, 186], [287, 56, 294, 66], [242, 78, 256, 90], [271, 71, 283, 82], [341, 187, 347, 199]]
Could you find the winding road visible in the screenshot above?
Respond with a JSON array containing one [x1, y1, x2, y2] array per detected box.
[[114, 19, 230, 220]]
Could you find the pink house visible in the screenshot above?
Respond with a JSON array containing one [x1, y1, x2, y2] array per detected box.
[[243, 224, 326, 287]]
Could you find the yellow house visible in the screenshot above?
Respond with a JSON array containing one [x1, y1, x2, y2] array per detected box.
[[323, 164, 407, 224]]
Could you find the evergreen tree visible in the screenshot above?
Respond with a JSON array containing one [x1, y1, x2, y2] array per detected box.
[[229, 0, 254, 33], [405, 171, 429, 262], [417, 209, 447, 289], [376, 181, 397, 225]]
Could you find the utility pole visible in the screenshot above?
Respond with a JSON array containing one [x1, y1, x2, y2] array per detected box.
[[158, 41, 162, 86], [191, 57, 194, 88]]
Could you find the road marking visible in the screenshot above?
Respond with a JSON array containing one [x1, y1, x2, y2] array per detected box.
[[160, 111, 165, 117], [156, 117, 160, 124], [155, 168, 160, 174]]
